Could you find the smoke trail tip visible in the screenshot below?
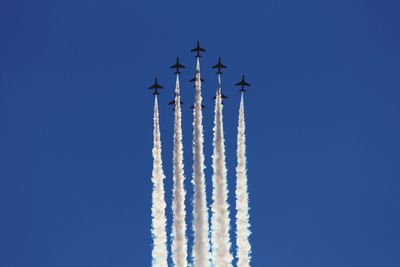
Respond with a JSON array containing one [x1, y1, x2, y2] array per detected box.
[[196, 57, 200, 71], [175, 75, 180, 94]]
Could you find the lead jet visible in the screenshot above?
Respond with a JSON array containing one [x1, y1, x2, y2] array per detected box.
[[170, 57, 185, 74], [212, 57, 227, 74], [148, 77, 163, 95], [235, 75, 251, 92], [190, 40, 206, 57]]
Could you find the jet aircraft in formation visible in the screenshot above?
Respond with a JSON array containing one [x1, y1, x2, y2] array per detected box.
[[212, 57, 227, 74], [148, 77, 163, 95], [168, 97, 183, 106], [190, 104, 206, 109], [170, 57, 185, 74], [148, 41, 250, 108], [213, 90, 228, 100], [235, 75, 251, 93], [189, 76, 205, 83], [190, 40, 206, 58]]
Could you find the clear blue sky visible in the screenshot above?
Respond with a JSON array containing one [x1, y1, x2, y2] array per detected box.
[[1, 0, 399, 266]]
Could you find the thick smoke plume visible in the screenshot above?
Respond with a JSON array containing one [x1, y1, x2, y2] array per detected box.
[[235, 94, 252, 267], [171, 75, 188, 267], [192, 58, 211, 266], [151, 96, 168, 267], [211, 76, 233, 267]]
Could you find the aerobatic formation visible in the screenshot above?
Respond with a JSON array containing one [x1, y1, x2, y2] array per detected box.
[[148, 41, 252, 267]]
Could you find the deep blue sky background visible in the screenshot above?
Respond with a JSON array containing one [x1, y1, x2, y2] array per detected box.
[[1, 0, 400, 266]]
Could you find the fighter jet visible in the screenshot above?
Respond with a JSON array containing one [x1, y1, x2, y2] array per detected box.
[[190, 41, 206, 57], [148, 77, 163, 95], [168, 97, 183, 106], [170, 57, 185, 74], [189, 76, 205, 83], [235, 75, 251, 93], [213, 90, 228, 100], [212, 57, 227, 74], [190, 104, 205, 109]]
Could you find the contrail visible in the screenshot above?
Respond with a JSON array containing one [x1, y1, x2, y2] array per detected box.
[[171, 75, 188, 267], [211, 75, 233, 267], [151, 96, 168, 267], [192, 58, 211, 266], [235, 94, 252, 267]]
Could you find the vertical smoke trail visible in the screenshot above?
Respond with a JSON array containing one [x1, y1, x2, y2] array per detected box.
[[192, 58, 211, 267], [171, 75, 188, 267], [211, 75, 233, 267], [151, 96, 168, 267], [235, 94, 252, 267]]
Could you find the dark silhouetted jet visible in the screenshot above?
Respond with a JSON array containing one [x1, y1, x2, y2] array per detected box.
[[148, 77, 163, 95], [235, 75, 251, 92], [213, 90, 228, 100], [170, 57, 185, 74], [189, 76, 205, 83], [190, 104, 205, 109], [212, 57, 227, 74], [168, 97, 183, 106], [190, 41, 206, 57]]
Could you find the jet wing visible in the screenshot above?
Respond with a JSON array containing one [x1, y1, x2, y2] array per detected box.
[[235, 81, 242, 86]]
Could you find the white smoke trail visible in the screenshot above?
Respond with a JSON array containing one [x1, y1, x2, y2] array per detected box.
[[171, 75, 188, 267], [151, 96, 168, 267], [211, 75, 233, 267], [192, 58, 211, 267], [235, 94, 252, 267]]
